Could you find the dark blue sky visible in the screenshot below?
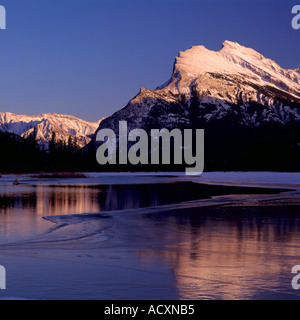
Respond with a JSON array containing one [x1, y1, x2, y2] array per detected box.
[[0, 0, 299, 121]]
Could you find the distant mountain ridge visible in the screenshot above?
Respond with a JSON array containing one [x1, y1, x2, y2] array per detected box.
[[0, 112, 103, 151]]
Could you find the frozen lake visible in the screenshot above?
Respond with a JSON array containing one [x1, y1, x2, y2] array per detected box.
[[0, 172, 299, 300]]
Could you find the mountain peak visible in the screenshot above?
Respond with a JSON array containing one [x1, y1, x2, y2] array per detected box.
[[162, 41, 300, 101], [0, 112, 103, 150], [110, 40, 300, 127], [221, 40, 251, 51], [90, 41, 300, 171], [175, 41, 269, 75]]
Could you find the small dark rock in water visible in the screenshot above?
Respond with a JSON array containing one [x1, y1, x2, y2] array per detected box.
[[13, 179, 20, 185]]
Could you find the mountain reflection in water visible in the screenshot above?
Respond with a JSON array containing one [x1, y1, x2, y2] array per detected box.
[[0, 182, 289, 216], [0, 180, 299, 299]]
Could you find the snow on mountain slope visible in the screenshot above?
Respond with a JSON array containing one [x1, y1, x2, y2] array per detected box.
[[93, 40, 300, 138], [0, 112, 103, 150], [156, 41, 300, 105]]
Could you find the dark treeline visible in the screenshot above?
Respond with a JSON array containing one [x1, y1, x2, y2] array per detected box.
[[0, 130, 82, 173], [0, 122, 299, 173], [47, 132, 81, 171], [0, 130, 43, 173], [82, 122, 300, 173], [199, 121, 300, 172]]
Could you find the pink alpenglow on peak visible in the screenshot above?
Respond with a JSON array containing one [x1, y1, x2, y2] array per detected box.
[[172, 41, 300, 95]]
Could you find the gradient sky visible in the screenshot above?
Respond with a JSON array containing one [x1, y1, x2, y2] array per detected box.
[[0, 0, 299, 122]]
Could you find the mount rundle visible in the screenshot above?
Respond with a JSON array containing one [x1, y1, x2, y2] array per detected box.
[[93, 41, 300, 135], [88, 41, 300, 170]]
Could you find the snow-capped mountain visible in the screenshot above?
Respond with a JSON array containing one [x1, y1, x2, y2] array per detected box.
[[93, 41, 300, 136], [87, 41, 300, 171], [0, 112, 103, 150]]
